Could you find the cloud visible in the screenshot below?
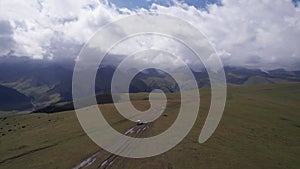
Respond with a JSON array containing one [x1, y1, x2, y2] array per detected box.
[[0, 20, 16, 56], [0, 0, 122, 59], [0, 0, 299, 70], [150, 0, 300, 70]]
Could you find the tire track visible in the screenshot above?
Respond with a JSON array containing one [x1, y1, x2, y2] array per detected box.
[[0, 143, 57, 164], [98, 124, 149, 169], [74, 107, 163, 169]]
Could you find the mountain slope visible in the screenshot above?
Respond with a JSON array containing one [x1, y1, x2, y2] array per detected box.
[[1, 56, 300, 114], [0, 84, 33, 111]]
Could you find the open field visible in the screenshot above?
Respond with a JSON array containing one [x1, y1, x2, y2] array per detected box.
[[0, 83, 300, 169]]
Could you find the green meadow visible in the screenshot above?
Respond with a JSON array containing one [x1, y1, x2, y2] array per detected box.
[[0, 83, 299, 169]]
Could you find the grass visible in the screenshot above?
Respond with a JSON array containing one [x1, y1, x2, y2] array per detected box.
[[1, 79, 61, 109], [0, 83, 300, 169]]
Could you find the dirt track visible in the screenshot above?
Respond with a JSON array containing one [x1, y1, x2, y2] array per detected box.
[[73, 123, 150, 169]]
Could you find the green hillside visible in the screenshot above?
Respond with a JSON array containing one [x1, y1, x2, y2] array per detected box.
[[0, 85, 33, 112], [0, 83, 299, 169], [1, 57, 300, 115]]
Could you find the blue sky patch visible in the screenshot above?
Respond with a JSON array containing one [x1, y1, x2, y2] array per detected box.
[[292, 0, 300, 6], [108, 0, 222, 10]]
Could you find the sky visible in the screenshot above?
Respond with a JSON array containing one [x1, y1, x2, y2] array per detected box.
[[0, 0, 300, 70], [106, 0, 222, 9]]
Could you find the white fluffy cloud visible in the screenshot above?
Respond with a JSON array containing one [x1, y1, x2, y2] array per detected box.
[[0, 0, 299, 69], [0, 0, 122, 59], [150, 0, 300, 70]]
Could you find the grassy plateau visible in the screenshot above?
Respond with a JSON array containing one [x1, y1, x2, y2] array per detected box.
[[0, 83, 300, 169]]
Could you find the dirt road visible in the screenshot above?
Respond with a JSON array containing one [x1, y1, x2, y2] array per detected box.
[[73, 123, 150, 169]]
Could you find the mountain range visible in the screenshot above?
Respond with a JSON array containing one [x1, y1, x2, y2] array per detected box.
[[1, 56, 300, 115]]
